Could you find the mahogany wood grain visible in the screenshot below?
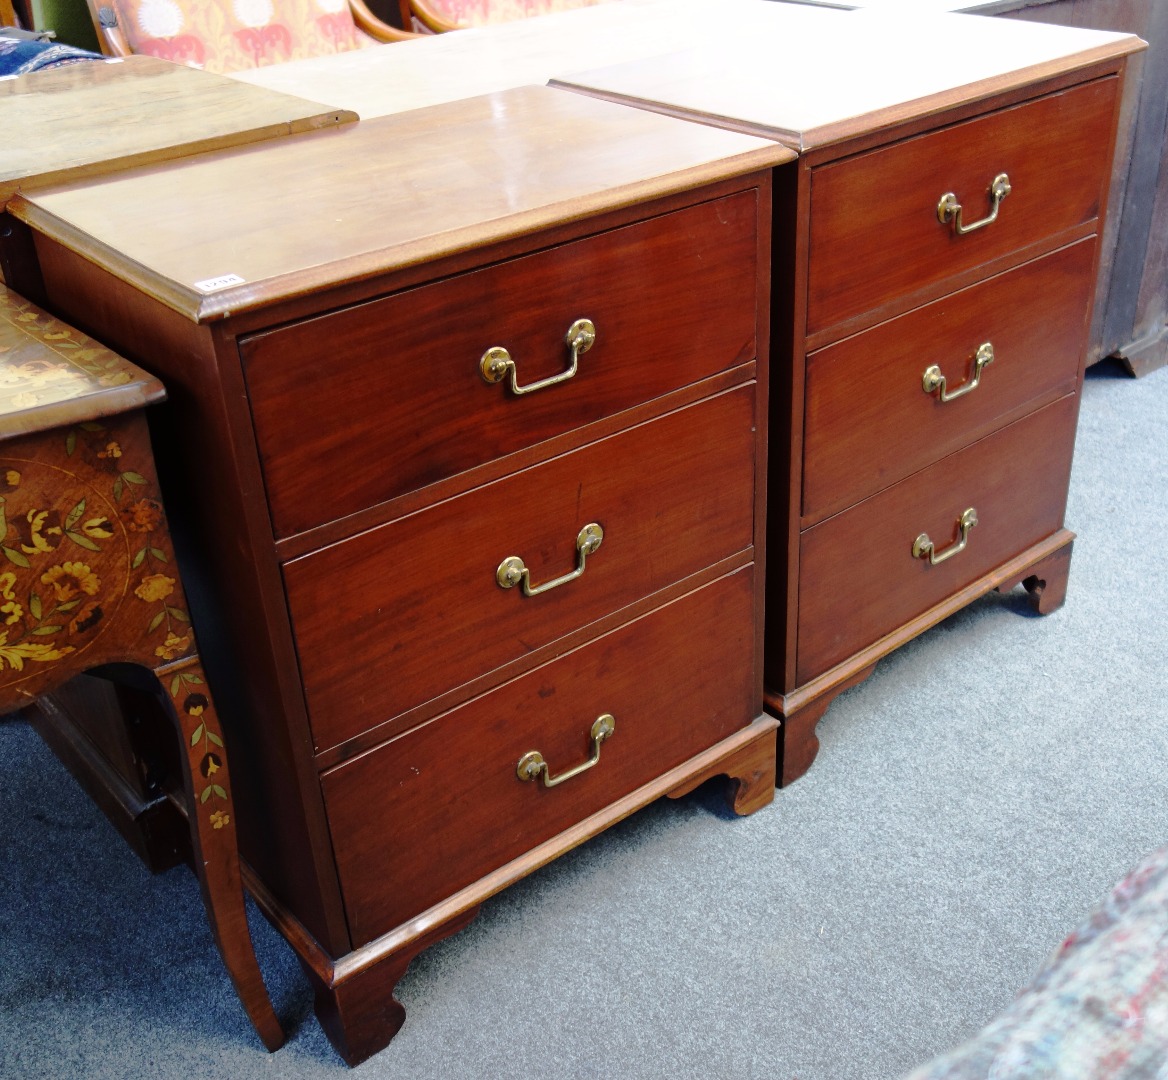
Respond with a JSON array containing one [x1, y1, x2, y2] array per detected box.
[[27, 155, 776, 973], [242, 191, 759, 537], [796, 394, 1078, 684], [11, 86, 790, 323], [322, 568, 757, 946], [801, 237, 1096, 524], [0, 55, 355, 206], [770, 529, 1074, 710], [315, 555, 754, 770], [777, 526, 1073, 788], [286, 386, 756, 752], [665, 715, 777, 817], [803, 223, 1103, 356], [806, 76, 1118, 335]]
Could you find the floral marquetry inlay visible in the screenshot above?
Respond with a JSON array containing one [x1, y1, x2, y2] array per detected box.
[[0, 417, 193, 694], [0, 284, 282, 1048]]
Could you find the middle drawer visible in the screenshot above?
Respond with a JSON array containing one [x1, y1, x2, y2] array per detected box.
[[802, 237, 1095, 525], [284, 385, 756, 753]]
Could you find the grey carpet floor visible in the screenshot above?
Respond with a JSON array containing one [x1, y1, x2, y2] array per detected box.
[[1, 359, 1165, 1080]]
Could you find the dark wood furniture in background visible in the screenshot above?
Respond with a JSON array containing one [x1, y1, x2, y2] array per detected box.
[[10, 86, 792, 1064], [966, 0, 1168, 377], [0, 283, 282, 1051], [552, 6, 1143, 782]]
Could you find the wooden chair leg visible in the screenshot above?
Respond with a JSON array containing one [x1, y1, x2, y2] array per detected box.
[[157, 656, 284, 1052]]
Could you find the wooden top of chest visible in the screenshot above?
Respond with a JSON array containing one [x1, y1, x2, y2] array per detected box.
[[11, 84, 792, 324], [232, 0, 735, 119], [0, 283, 164, 440], [549, 3, 1144, 151], [0, 55, 356, 205]]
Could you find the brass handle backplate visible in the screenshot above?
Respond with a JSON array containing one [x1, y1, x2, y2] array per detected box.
[[937, 173, 1011, 235], [913, 507, 978, 566], [480, 318, 596, 396], [516, 714, 615, 788], [923, 343, 994, 402], [497, 523, 604, 597]]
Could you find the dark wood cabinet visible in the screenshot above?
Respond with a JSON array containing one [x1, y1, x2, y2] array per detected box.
[[967, 0, 1168, 377]]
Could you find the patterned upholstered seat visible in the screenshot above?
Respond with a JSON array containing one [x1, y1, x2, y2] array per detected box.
[[85, 0, 413, 73], [403, 0, 611, 32]]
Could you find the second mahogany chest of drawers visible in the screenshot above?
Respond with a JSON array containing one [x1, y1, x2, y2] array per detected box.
[[11, 86, 791, 1063], [552, 3, 1144, 782]]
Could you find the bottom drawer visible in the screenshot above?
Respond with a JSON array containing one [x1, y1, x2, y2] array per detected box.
[[796, 394, 1077, 684], [323, 566, 757, 947]]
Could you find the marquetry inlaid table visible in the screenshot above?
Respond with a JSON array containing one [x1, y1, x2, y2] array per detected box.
[[0, 281, 283, 1052]]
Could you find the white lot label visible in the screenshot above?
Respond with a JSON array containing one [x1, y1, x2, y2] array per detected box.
[[193, 273, 246, 293]]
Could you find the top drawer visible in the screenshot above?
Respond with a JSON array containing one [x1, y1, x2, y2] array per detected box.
[[806, 76, 1118, 337], [242, 191, 760, 539]]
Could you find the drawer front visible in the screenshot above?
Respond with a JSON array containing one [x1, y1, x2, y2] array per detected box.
[[285, 386, 756, 752], [802, 237, 1096, 525], [322, 567, 756, 946], [796, 393, 1077, 684], [807, 76, 1117, 336], [242, 191, 760, 538]]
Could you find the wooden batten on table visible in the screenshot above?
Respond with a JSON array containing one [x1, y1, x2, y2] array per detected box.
[[0, 55, 355, 297], [9, 85, 792, 1064]]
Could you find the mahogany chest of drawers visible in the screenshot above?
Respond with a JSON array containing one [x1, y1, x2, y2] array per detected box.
[[552, 4, 1144, 781], [10, 86, 791, 1063]]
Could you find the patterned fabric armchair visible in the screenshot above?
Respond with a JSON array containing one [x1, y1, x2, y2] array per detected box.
[[401, 0, 612, 33], [84, 0, 413, 73], [905, 846, 1168, 1079]]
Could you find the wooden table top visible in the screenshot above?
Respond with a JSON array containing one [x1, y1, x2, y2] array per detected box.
[[0, 282, 164, 440], [11, 84, 793, 323], [231, 0, 725, 118], [233, 0, 1142, 142], [1, 55, 357, 204], [549, 4, 1143, 151]]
